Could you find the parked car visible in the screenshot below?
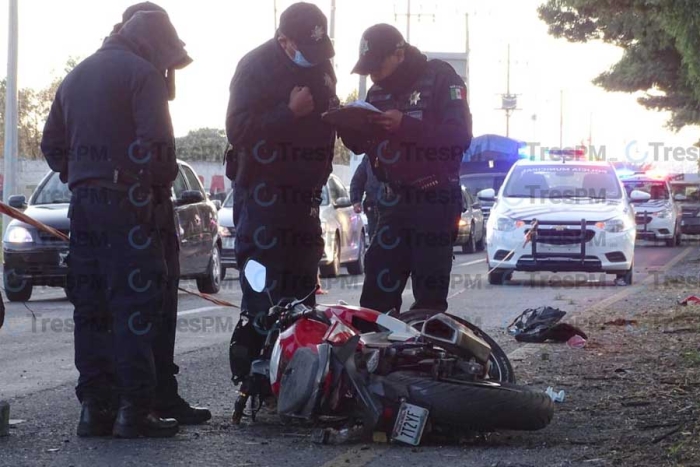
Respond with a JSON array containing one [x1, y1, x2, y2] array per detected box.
[[219, 190, 237, 276], [483, 160, 648, 285], [671, 181, 700, 235], [2, 161, 223, 302], [319, 174, 366, 278], [454, 186, 486, 253], [460, 172, 507, 224], [622, 174, 682, 247]]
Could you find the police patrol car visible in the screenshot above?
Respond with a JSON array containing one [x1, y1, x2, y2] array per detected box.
[[479, 158, 649, 285], [620, 173, 682, 247]]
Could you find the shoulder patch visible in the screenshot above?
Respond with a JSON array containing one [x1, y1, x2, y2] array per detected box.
[[449, 85, 466, 101]]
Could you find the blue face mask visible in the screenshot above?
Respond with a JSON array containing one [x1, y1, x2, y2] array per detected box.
[[293, 50, 315, 68]]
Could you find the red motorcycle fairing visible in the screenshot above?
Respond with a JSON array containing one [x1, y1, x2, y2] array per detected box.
[[271, 318, 329, 395]]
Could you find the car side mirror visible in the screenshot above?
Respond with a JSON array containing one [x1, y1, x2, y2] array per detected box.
[[8, 195, 27, 210], [177, 190, 205, 206], [213, 200, 222, 211], [674, 194, 687, 202], [630, 190, 651, 202], [334, 196, 352, 209], [477, 189, 496, 201]]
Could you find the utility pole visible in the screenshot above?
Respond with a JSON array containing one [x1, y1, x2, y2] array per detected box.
[[329, 0, 336, 68], [395, 0, 434, 43], [465, 12, 470, 104], [496, 44, 519, 137], [3, 0, 19, 238], [273, 0, 278, 34]]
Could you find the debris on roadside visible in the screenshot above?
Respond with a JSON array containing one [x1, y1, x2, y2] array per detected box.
[[567, 335, 587, 349], [508, 307, 588, 344], [545, 387, 566, 403], [677, 295, 700, 306]]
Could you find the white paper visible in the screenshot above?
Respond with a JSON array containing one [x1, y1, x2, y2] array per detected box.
[[344, 100, 383, 113]]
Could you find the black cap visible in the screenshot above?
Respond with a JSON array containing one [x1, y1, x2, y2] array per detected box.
[[352, 24, 406, 75], [122, 1, 167, 22], [278, 2, 335, 64]]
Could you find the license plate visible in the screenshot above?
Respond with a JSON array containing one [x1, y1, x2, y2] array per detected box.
[[391, 402, 429, 446], [223, 237, 235, 249]]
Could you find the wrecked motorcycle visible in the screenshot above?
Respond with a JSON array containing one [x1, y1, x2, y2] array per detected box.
[[230, 260, 554, 445]]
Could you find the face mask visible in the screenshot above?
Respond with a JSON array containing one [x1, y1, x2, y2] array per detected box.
[[293, 50, 315, 68]]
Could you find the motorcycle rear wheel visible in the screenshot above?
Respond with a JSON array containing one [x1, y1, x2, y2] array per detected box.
[[386, 371, 554, 432], [398, 309, 516, 384]]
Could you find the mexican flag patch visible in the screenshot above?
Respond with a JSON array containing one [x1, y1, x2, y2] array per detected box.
[[450, 85, 466, 100]]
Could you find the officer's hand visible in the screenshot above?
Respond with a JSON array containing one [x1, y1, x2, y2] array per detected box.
[[289, 86, 315, 118], [370, 110, 403, 133], [353, 203, 363, 213]]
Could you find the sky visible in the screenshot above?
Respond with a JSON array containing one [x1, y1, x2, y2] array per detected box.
[[1, 0, 699, 173]]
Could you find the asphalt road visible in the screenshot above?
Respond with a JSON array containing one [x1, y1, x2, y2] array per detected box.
[[0, 242, 691, 467]]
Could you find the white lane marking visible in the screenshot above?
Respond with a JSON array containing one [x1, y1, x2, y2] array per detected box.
[[178, 306, 229, 316], [455, 258, 487, 267]]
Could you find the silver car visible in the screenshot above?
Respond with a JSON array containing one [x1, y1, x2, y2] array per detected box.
[[319, 174, 366, 277]]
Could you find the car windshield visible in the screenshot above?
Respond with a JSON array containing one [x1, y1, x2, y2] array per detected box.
[[460, 174, 506, 195], [671, 184, 700, 203], [32, 172, 72, 205], [223, 191, 234, 208], [503, 165, 622, 199], [623, 181, 669, 200]]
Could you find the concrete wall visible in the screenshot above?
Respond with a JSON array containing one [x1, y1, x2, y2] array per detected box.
[[0, 159, 360, 198]]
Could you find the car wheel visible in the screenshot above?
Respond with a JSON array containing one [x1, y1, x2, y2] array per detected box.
[[196, 244, 222, 294], [4, 274, 33, 302], [320, 233, 341, 278], [616, 267, 633, 286], [346, 231, 365, 276], [476, 225, 486, 251], [488, 269, 509, 285], [463, 222, 477, 254]]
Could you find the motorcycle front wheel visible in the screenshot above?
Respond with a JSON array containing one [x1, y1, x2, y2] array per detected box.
[[386, 371, 554, 432], [398, 309, 516, 384]]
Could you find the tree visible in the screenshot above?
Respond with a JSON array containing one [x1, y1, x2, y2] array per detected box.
[[175, 128, 228, 162], [0, 57, 79, 159], [538, 0, 700, 132]]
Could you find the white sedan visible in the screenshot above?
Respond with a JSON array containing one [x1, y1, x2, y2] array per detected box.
[[479, 160, 650, 285]]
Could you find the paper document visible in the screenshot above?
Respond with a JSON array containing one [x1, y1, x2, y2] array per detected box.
[[322, 100, 384, 133]]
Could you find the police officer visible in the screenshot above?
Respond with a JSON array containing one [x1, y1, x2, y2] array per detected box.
[[340, 24, 473, 314], [41, 11, 191, 438], [350, 154, 381, 242], [111, 2, 211, 427], [225, 2, 338, 382]]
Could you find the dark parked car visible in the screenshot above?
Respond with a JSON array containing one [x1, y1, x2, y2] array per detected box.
[[454, 186, 486, 254], [218, 189, 236, 276], [2, 161, 223, 302]]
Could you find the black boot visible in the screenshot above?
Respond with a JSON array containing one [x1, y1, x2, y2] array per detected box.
[[154, 396, 211, 425], [112, 399, 179, 439], [77, 400, 115, 437]]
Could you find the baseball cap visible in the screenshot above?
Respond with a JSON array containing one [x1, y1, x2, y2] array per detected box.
[[351, 24, 406, 75], [278, 2, 335, 64]]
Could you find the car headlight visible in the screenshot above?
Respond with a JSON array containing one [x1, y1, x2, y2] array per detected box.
[[4, 226, 34, 243], [596, 218, 633, 233], [218, 225, 231, 237], [494, 217, 524, 232], [653, 209, 672, 219]]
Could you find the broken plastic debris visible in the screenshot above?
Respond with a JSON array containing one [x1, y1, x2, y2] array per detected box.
[[614, 278, 629, 286], [567, 335, 587, 349], [678, 295, 700, 306], [545, 387, 565, 403]]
